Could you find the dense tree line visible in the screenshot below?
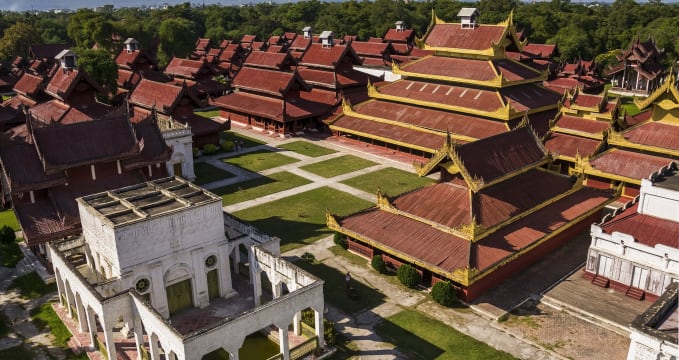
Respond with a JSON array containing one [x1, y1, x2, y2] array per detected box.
[[0, 0, 678, 68]]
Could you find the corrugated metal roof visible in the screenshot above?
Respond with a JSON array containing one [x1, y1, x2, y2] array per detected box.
[[589, 149, 673, 180], [424, 23, 506, 51], [601, 204, 679, 248], [623, 122, 679, 151], [544, 132, 601, 158], [330, 114, 448, 150]]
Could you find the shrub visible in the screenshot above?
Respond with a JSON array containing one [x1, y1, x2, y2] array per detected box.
[[202, 143, 219, 155], [431, 281, 456, 307], [301, 252, 315, 263], [371, 254, 386, 274], [396, 264, 420, 288], [0, 225, 15, 244], [333, 232, 347, 250], [302, 309, 336, 346], [221, 141, 235, 152]]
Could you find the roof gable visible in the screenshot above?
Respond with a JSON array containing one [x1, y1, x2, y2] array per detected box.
[[45, 68, 104, 101], [164, 57, 207, 79], [243, 52, 295, 70], [129, 78, 200, 113], [299, 43, 362, 69]]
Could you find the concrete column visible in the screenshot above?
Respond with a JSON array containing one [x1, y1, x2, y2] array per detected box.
[[149, 333, 161, 360], [148, 262, 167, 318], [132, 313, 144, 360], [84, 307, 97, 349], [64, 281, 75, 318], [232, 246, 240, 275], [54, 270, 65, 307], [278, 324, 290, 360], [293, 311, 302, 336], [273, 282, 282, 298], [168, 350, 177, 360], [252, 270, 262, 306], [229, 349, 239, 360], [191, 248, 209, 308], [184, 142, 196, 181], [102, 323, 118, 360], [314, 309, 324, 347], [218, 243, 233, 297], [74, 294, 88, 333]]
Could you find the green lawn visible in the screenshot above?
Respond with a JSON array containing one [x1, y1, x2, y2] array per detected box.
[[0, 238, 23, 267], [31, 303, 72, 348], [299, 155, 377, 178], [10, 272, 57, 300], [0, 208, 20, 231], [375, 311, 516, 360], [278, 141, 336, 157], [223, 149, 299, 173], [295, 258, 386, 315], [193, 162, 235, 185], [220, 131, 266, 148], [195, 109, 221, 119], [212, 171, 311, 206], [232, 187, 372, 252], [341, 167, 435, 197], [618, 96, 641, 116]]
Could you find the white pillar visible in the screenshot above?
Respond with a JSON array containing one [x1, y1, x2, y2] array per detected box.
[[293, 311, 302, 336], [132, 313, 144, 360], [273, 282, 282, 298], [314, 309, 324, 347], [218, 244, 233, 297], [252, 270, 262, 306], [229, 350, 239, 360], [85, 307, 97, 348], [74, 294, 88, 333], [278, 324, 290, 360], [102, 324, 117, 360], [54, 271, 65, 307], [149, 334, 161, 360], [64, 282, 75, 318]]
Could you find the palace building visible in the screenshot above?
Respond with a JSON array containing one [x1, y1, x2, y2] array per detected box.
[[572, 74, 679, 199], [328, 127, 614, 301], [50, 177, 325, 360], [607, 37, 665, 97], [326, 9, 561, 159], [584, 164, 679, 302]]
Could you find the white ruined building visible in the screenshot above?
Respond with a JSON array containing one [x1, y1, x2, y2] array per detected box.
[[627, 281, 678, 360], [585, 162, 679, 301], [48, 177, 325, 360]]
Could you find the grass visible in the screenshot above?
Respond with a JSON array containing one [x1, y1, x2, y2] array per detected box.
[[31, 302, 72, 347], [295, 258, 386, 315], [0, 208, 20, 231], [232, 187, 372, 252], [299, 155, 377, 178], [375, 310, 517, 360], [341, 167, 435, 197], [0, 238, 24, 267], [193, 162, 235, 185], [502, 314, 541, 329], [10, 272, 57, 300], [618, 96, 641, 116], [212, 171, 311, 206], [278, 141, 336, 157], [328, 245, 368, 267], [195, 109, 221, 119], [0, 345, 35, 360], [220, 131, 266, 148], [223, 149, 299, 173]]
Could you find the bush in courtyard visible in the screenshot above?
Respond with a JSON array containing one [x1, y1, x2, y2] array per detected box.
[[431, 281, 456, 307], [371, 254, 386, 274], [202, 143, 219, 155], [221, 140, 235, 152], [397, 264, 420, 288], [0, 225, 15, 244], [302, 309, 336, 346], [333, 232, 347, 250]]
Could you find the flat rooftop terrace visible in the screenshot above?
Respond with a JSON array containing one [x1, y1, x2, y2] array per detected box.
[[653, 168, 679, 192], [79, 177, 221, 225]]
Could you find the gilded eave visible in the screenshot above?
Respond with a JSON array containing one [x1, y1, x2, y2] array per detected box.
[[634, 73, 679, 110]]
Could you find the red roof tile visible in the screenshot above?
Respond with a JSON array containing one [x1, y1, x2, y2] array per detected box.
[[350, 41, 390, 56], [232, 67, 308, 96], [456, 127, 546, 184], [129, 79, 184, 112], [521, 43, 557, 58], [555, 115, 610, 134], [392, 182, 471, 228], [571, 93, 602, 108], [243, 52, 294, 70], [400, 56, 541, 83], [29, 100, 111, 125], [164, 58, 205, 79], [622, 122, 679, 151], [14, 199, 80, 246], [424, 23, 507, 51], [330, 114, 448, 151], [475, 187, 610, 270], [544, 133, 601, 158], [45, 68, 103, 101], [352, 100, 507, 139], [13, 73, 43, 97], [384, 28, 414, 43], [339, 208, 472, 273], [214, 92, 328, 121], [377, 79, 504, 112], [499, 84, 561, 112], [116, 49, 143, 67], [589, 149, 674, 180], [289, 36, 311, 51], [600, 204, 679, 248], [299, 44, 361, 69]]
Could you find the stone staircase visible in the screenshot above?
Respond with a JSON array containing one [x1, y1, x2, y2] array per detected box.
[[625, 287, 645, 301], [591, 275, 609, 288]]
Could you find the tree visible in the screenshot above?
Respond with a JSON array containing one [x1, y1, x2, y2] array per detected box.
[[0, 22, 41, 61], [396, 264, 420, 288], [157, 17, 197, 68], [74, 48, 118, 96], [67, 9, 113, 49], [0, 225, 16, 244]]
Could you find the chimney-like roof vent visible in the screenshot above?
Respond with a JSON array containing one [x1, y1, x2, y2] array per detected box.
[[457, 7, 480, 29], [303, 26, 312, 39], [55, 49, 77, 69], [125, 38, 139, 52], [320, 31, 334, 48], [395, 21, 405, 32]]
